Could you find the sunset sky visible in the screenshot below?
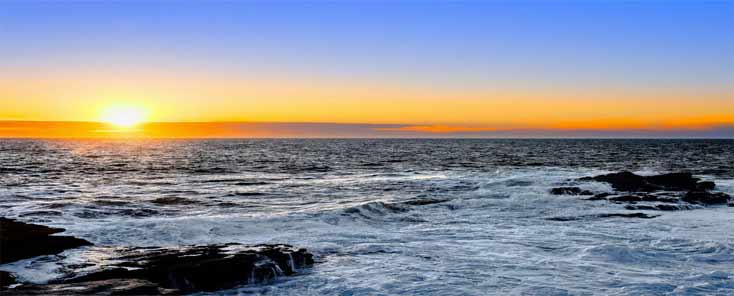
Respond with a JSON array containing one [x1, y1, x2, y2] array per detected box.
[[1, 2, 733, 138]]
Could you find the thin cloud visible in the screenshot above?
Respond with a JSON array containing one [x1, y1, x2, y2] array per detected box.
[[376, 125, 506, 133]]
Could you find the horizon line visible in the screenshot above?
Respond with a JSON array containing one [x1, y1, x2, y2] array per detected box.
[[3, 137, 734, 140], [1, 120, 733, 139]]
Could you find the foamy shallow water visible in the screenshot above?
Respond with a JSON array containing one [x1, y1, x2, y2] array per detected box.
[[1, 139, 733, 295]]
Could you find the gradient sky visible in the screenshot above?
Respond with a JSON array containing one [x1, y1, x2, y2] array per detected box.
[[1, 1, 733, 137]]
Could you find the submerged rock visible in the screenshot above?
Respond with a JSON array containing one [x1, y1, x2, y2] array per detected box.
[[550, 187, 594, 196], [0, 217, 92, 264]]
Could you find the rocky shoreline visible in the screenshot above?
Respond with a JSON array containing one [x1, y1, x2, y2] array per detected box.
[[2, 171, 731, 293], [0, 218, 314, 295], [549, 171, 732, 219]]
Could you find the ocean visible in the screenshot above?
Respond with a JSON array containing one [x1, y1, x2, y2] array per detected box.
[[1, 139, 734, 295]]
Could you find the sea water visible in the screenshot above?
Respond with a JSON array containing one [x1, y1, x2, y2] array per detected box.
[[1, 139, 733, 295]]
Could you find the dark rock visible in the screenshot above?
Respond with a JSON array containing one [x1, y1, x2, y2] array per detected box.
[[581, 171, 712, 192], [696, 181, 716, 191], [1, 271, 16, 289], [5, 279, 176, 295], [550, 187, 594, 196], [596, 212, 659, 219], [645, 172, 699, 191], [682, 191, 731, 205], [47, 244, 314, 294], [547, 212, 658, 221], [580, 171, 655, 192], [0, 218, 92, 264]]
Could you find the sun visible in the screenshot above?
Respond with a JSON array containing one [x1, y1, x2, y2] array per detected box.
[[101, 106, 147, 128]]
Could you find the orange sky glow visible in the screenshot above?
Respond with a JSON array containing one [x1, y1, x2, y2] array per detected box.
[[2, 72, 733, 138]]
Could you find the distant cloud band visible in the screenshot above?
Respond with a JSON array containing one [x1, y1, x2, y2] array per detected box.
[[1, 121, 733, 138]]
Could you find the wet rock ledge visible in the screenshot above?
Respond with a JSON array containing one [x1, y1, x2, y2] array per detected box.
[[579, 171, 719, 194], [549, 171, 732, 218], [0, 217, 92, 264], [0, 218, 314, 295]]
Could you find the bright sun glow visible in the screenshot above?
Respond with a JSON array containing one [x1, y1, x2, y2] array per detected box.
[[101, 106, 147, 128]]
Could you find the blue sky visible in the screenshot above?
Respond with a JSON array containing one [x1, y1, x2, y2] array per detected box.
[[3, 1, 732, 90]]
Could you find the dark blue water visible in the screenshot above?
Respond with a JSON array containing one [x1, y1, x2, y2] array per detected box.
[[1, 139, 733, 295]]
